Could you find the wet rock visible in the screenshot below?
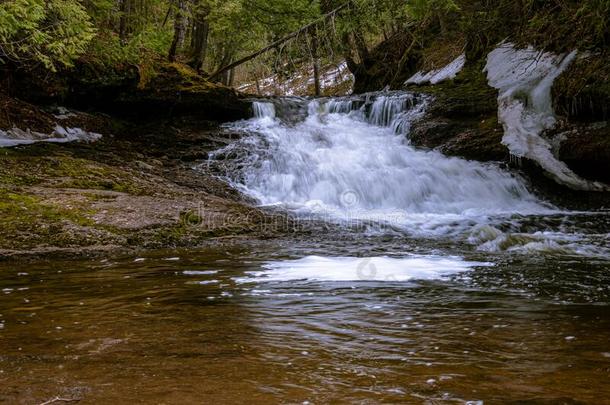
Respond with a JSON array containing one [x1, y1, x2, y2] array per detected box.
[[553, 53, 610, 122], [408, 64, 507, 162], [551, 121, 610, 184], [135, 160, 154, 171], [113, 63, 251, 123]]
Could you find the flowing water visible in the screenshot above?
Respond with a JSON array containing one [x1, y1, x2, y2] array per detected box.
[[1, 93, 609, 404]]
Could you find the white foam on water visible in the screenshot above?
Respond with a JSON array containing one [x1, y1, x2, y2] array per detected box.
[[208, 94, 610, 258], [197, 280, 219, 285], [235, 255, 491, 283], [183, 270, 219, 276], [485, 43, 606, 191]]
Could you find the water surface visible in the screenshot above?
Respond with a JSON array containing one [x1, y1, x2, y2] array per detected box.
[[1, 239, 609, 403], [2, 93, 609, 403]]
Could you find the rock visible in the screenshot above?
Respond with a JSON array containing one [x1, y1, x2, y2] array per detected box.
[[109, 63, 251, 123], [552, 121, 610, 184], [135, 161, 154, 171], [1, 61, 251, 124], [407, 64, 507, 162], [553, 54, 610, 122]]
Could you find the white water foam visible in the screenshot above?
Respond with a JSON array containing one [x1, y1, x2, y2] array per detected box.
[[234, 255, 490, 283], [208, 94, 609, 257], [219, 94, 545, 218], [485, 43, 606, 191]]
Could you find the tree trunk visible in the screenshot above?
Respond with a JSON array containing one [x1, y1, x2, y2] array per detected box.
[[188, 1, 211, 72], [352, 31, 369, 62], [119, 0, 130, 45], [228, 68, 235, 87], [311, 29, 321, 96], [216, 50, 233, 85], [168, 0, 186, 62]]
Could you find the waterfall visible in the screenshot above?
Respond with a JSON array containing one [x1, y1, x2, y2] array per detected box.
[[368, 94, 416, 127], [253, 101, 276, 119], [216, 93, 545, 218], [256, 92, 428, 135], [324, 99, 356, 114], [206, 92, 610, 256]]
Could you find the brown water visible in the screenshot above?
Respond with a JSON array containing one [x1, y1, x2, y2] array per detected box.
[[1, 238, 609, 404]]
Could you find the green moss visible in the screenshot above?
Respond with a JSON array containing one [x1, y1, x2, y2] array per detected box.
[[167, 62, 200, 84], [0, 153, 147, 195], [180, 82, 217, 93], [408, 63, 499, 118], [0, 189, 98, 250], [179, 210, 203, 226], [0, 191, 93, 226], [83, 192, 119, 202], [478, 115, 499, 130]]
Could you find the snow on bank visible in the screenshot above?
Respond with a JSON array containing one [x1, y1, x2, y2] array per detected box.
[[0, 125, 102, 148], [406, 54, 465, 85], [485, 43, 606, 191]]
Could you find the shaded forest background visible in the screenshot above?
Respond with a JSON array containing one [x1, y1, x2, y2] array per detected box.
[[0, 0, 608, 92]]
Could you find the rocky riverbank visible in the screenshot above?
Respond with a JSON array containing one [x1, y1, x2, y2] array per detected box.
[[349, 33, 610, 199], [1, 51, 609, 260], [0, 63, 283, 260]]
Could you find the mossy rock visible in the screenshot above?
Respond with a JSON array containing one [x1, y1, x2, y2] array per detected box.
[[113, 62, 251, 122], [553, 53, 610, 121], [406, 63, 506, 162], [0, 189, 99, 250], [0, 151, 148, 195]]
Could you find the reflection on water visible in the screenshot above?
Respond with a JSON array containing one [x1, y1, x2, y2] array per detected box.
[[1, 239, 609, 403]]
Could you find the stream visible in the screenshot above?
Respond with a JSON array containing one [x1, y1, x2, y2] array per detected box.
[[1, 92, 609, 403]]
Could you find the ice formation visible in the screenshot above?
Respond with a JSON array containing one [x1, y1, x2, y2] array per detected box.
[[406, 54, 466, 85], [485, 43, 606, 191], [0, 125, 102, 148]]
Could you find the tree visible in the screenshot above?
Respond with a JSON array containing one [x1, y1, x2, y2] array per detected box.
[[168, 0, 187, 62], [188, 0, 211, 71], [0, 0, 96, 71]]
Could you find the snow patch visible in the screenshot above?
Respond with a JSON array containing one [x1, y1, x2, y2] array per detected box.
[[0, 125, 102, 148], [406, 54, 465, 85], [485, 43, 606, 191], [239, 61, 354, 97], [53, 106, 78, 120]]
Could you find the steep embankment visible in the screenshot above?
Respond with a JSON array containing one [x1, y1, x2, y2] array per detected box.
[[0, 63, 280, 260], [3, 61, 251, 122], [348, 2, 610, 195]]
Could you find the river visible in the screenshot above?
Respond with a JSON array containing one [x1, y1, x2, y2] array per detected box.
[[1, 93, 609, 403]]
